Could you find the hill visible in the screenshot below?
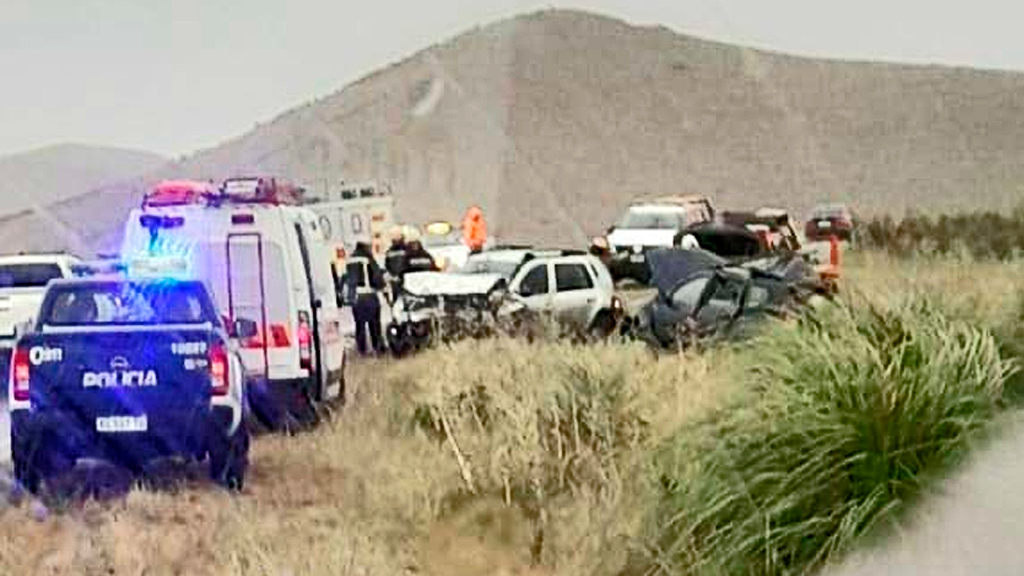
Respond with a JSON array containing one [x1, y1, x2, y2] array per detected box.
[[0, 144, 164, 253], [5, 9, 1024, 254]]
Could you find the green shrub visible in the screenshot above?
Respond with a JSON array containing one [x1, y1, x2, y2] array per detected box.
[[644, 297, 1014, 575]]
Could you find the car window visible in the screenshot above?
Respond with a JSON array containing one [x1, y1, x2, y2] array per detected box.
[[670, 277, 709, 314], [0, 263, 63, 288], [519, 264, 548, 296], [617, 208, 684, 229], [555, 263, 594, 292]]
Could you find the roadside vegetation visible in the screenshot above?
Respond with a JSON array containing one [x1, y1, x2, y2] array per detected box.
[[0, 251, 1021, 575], [858, 207, 1024, 260]]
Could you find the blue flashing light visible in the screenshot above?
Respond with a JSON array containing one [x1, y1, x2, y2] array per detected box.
[[127, 236, 195, 280]]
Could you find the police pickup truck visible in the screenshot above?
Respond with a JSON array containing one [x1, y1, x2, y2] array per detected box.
[[9, 272, 255, 492]]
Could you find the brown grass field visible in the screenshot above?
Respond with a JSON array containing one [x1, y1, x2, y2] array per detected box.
[[0, 251, 1019, 576]]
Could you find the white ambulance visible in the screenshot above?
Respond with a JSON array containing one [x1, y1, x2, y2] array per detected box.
[[120, 178, 346, 431], [304, 181, 395, 270]]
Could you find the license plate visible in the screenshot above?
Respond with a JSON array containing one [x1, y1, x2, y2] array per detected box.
[[96, 415, 148, 433], [818, 220, 832, 228], [629, 254, 645, 263]]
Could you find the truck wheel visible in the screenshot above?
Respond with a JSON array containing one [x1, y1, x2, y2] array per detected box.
[[209, 426, 249, 491]]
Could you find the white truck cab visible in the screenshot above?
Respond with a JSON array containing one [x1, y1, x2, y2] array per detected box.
[[605, 195, 715, 284], [0, 253, 82, 355], [121, 178, 345, 431]]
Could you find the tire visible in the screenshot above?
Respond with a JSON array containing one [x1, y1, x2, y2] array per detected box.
[[587, 311, 617, 341], [209, 425, 249, 491], [12, 431, 66, 495]]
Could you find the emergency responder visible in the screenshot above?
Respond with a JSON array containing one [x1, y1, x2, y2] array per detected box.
[[462, 206, 487, 254], [384, 225, 407, 301], [402, 228, 438, 274], [345, 242, 385, 356], [589, 236, 612, 267]]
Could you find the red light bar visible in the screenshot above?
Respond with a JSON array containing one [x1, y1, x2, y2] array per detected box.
[[144, 180, 216, 207], [221, 176, 305, 206]]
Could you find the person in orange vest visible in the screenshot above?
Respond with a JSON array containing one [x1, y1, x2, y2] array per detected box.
[[462, 206, 487, 254]]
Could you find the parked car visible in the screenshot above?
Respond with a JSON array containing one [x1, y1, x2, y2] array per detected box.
[[10, 271, 254, 492], [805, 204, 855, 242], [0, 253, 82, 384], [720, 207, 802, 251], [604, 195, 715, 284]]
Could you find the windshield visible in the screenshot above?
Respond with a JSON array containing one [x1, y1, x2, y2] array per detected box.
[[457, 257, 520, 279], [0, 263, 63, 289], [617, 208, 684, 230], [41, 281, 217, 326]]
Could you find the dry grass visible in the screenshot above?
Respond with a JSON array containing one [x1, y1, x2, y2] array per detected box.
[[0, 252, 1017, 576], [0, 340, 734, 576]]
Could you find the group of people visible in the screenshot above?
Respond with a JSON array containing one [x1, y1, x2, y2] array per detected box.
[[341, 225, 440, 356], [341, 205, 489, 357]]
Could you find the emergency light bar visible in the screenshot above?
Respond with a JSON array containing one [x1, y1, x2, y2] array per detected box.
[[220, 176, 305, 205], [143, 180, 216, 208]]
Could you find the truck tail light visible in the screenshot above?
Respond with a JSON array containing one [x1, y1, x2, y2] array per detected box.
[[297, 312, 312, 371], [209, 343, 229, 397], [11, 347, 30, 402]]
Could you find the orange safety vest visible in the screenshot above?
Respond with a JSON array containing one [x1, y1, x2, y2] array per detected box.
[[462, 206, 487, 251]]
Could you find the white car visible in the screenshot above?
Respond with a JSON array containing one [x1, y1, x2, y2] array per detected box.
[[461, 249, 624, 335], [605, 195, 715, 284], [0, 253, 81, 360]]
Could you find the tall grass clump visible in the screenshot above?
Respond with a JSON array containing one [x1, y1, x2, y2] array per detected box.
[[644, 297, 1015, 576]]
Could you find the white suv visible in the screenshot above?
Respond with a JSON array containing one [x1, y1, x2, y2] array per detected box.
[[503, 252, 623, 336], [605, 196, 715, 284]]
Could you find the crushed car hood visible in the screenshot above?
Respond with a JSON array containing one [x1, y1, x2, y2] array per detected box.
[[403, 271, 506, 296], [646, 248, 727, 299]]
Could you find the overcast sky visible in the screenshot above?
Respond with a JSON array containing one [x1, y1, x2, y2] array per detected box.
[[3, 0, 1022, 158]]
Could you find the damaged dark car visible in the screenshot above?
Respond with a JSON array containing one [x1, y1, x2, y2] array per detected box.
[[622, 248, 826, 349]]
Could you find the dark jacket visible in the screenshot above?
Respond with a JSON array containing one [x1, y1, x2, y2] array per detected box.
[[343, 246, 385, 303], [403, 244, 438, 274], [384, 240, 407, 278]]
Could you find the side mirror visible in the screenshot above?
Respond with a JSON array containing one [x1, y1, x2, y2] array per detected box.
[[606, 226, 615, 235], [232, 318, 259, 339]]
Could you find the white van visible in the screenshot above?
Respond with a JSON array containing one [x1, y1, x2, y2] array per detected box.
[[120, 179, 346, 430], [304, 180, 395, 271]]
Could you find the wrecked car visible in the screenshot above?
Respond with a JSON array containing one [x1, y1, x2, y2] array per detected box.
[[674, 220, 835, 295], [621, 248, 825, 349], [386, 271, 525, 356]]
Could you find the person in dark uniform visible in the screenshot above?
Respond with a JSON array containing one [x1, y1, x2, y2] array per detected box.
[[344, 242, 385, 356], [384, 225, 408, 303], [401, 228, 438, 274]]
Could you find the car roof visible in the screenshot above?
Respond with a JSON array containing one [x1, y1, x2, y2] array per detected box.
[[45, 277, 204, 289]]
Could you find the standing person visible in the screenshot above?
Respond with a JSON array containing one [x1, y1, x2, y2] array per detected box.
[[462, 206, 487, 254], [402, 228, 439, 274], [384, 225, 408, 302], [344, 242, 385, 356]]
